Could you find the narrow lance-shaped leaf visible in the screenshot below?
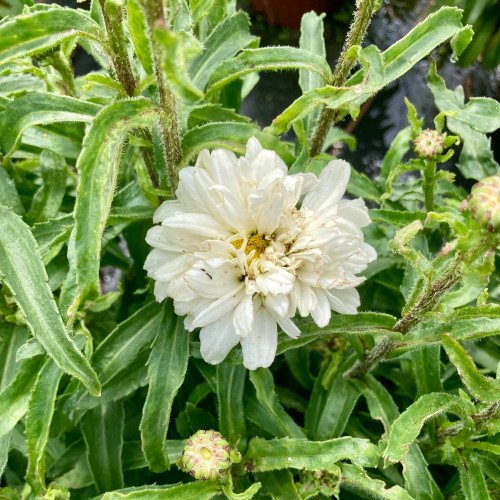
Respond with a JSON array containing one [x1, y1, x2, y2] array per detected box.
[[74, 98, 158, 303], [101, 481, 222, 499], [0, 206, 100, 396], [0, 4, 106, 65], [207, 46, 332, 95], [140, 300, 190, 472], [442, 333, 500, 402], [249, 368, 305, 439], [0, 93, 100, 160], [126, 0, 154, 75], [217, 363, 247, 449], [266, 7, 465, 135], [383, 393, 476, 464], [190, 10, 256, 91], [81, 401, 125, 493], [25, 360, 63, 495], [245, 436, 379, 471], [457, 450, 490, 500]]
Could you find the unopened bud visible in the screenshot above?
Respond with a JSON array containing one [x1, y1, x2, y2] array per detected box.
[[177, 429, 241, 481], [468, 175, 500, 233], [413, 129, 445, 160]]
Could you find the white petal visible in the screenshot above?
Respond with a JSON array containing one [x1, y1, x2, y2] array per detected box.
[[255, 266, 294, 296], [162, 212, 230, 239], [233, 294, 254, 337], [311, 289, 331, 327], [240, 308, 277, 369], [326, 287, 360, 314], [275, 316, 300, 339], [191, 286, 245, 328], [264, 294, 289, 317], [200, 312, 240, 364], [257, 193, 283, 236], [293, 280, 318, 317], [245, 137, 264, 163], [153, 200, 182, 224], [302, 160, 350, 212]]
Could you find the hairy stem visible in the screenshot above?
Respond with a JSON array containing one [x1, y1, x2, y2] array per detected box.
[[344, 256, 463, 379], [309, 0, 377, 156], [99, 0, 137, 97], [142, 0, 181, 192], [423, 160, 436, 212]]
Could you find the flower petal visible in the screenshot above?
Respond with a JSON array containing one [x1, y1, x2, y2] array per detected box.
[[200, 312, 240, 364], [240, 308, 277, 369]]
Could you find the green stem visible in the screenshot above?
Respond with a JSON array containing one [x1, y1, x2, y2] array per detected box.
[[142, 0, 181, 193], [309, 0, 377, 156], [423, 160, 436, 212], [344, 255, 463, 379], [99, 0, 137, 97]]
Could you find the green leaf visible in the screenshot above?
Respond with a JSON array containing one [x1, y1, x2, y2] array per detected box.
[[217, 363, 247, 449], [0, 167, 24, 215], [126, 0, 154, 75], [298, 11, 326, 138], [101, 481, 221, 499], [154, 26, 204, 103], [190, 11, 256, 91], [189, 0, 215, 24], [441, 333, 500, 402], [180, 122, 296, 167], [370, 209, 426, 227], [207, 47, 332, 96], [266, 7, 465, 135], [457, 450, 490, 500], [25, 360, 63, 495], [187, 104, 251, 128], [347, 167, 383, 205], [412, 345, 443, 398], [379, 127, 412, 180], [383, 393, 476, 464], [451, 25, 474, 59], [140, 300, 189, 472], [245, 436, 379, 471], [0, 4, 105, 65], [0, 93, 99, 159], [254, 470, 301, 500], [74, 98, 158, 303], [81, 401, 125, 494], [0, 206, 100, 396], [53, 301, 163, 433], [26, 150, 66, 224], [340, 464, 413, 500], [305, 370, 359, 441], [249, 368, 305, 439], [0, 355, 46, 439]]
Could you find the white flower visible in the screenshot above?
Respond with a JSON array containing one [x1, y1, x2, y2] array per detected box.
[[144, 138, 376, 369]]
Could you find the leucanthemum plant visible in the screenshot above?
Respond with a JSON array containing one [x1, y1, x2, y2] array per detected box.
[[145, 138, 376, 368], [0, 0, 499, 498]]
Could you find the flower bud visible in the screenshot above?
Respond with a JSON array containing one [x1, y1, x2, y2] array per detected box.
[[177, 429, 241, 481], [468, 175, 500, 233], [413, 129, 445, 159]]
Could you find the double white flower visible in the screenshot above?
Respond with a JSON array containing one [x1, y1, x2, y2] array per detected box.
[[145, 138, 376, 369]]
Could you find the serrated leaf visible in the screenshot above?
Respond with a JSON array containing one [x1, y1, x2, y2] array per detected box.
[[457, 450, 490, 500], [207, 47, 332, 96], [126, 0, 154, 75], [101, 481, 221, 499], [0, 206, 100, 396], [442, 333, 500, 402], [81, 401, 125, 493], [245, 436, 379, 471], [190, 11, 256, 91], [340, 464, 413, 500], [0, 93, 99, 159], [140, 300, 189, 472], [0, 4, 105, 65], [0, 167, 24, 215], [74, 98, 158, 303], [25, 360, 63, 495], [369, 209, 426, 227], [266, 7, 465, 135], [217, 363, 247, 449], [383, 393, 476, 464], [249, 368, 305, 439]]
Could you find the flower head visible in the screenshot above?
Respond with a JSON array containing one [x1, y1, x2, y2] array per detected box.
[[413, 129, 445, 159], [145, 138, 376, 369], [468, 175, 500, 233], [177, 429, 240, 481]]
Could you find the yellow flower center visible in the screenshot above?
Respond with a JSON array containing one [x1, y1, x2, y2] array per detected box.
[[232, 233, 268, 257], [200, 446, 213, 460]]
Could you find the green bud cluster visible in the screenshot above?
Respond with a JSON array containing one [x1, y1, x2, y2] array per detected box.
[[177, 429, 241, 481], [413, 129, 445, 159], [468, 175, 500, 233]]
